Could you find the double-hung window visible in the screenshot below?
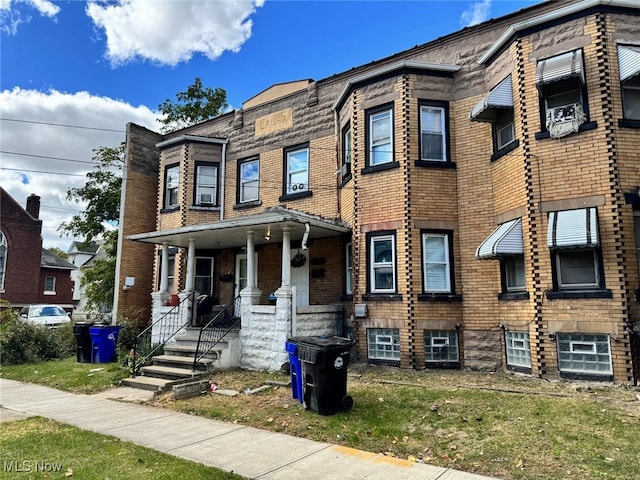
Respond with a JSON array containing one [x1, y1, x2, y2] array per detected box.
[[195, 257, 214, 295], [345, 242, 353, 295], [422, 232, 452, 293], [164, 165, 180, 209], [420, 104, 447, 161], [195, 162, 218, 206], [503, 256, 526, 292], [369, 233, 396, 293], [617, 45, 640, 121], [285, 145, 309, 195], [239, 158, 259, 203], [341, 123, 352, 179], [367, 105, 393, 166], [44, 276, 56, 294], [495, 110, 516, 151]]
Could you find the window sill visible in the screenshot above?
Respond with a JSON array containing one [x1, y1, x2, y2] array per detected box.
[[160, 206, 180, 214], [618, 118, 640, 129], [414, 160, 456, 169], [418, 293, 462, 302], [279, 191, 312, 202], [363, 293, 402, 301], [361, 161, 399, 175], [535, 121, 597, 140], [339, 174, 352, 188], [233, 200, 262, 210], [546, 289, 612, 300], [490, 139, 519, 162], [189, 205, 220, 211], [43, 291, 56, 296], [498, 291, 530, 301]]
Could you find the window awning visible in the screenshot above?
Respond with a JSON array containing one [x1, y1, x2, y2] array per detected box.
[[469, 75, 514, 122], [547, 208, 599, 249], [535, 50, 585, 87], [476, 218, 523, 259], [618, 45, 640, 82]]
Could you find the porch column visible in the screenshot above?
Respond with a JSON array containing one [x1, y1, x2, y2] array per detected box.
[[246, 230, 256, 288], [159, 242, 169, 293], [281, 226, 291, 287], [184, 237, 196, 292]]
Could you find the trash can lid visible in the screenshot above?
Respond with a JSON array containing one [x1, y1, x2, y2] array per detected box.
[[291, 336, 354, 349]]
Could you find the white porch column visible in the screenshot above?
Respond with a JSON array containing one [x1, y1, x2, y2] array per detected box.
[[281, 226, 291, 287], [159, 242, 169, 293], [184, 237, 196, 292], [246, 230, 256, 288]]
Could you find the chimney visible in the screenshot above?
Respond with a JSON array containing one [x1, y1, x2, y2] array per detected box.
[[26, 194, 41, 219]]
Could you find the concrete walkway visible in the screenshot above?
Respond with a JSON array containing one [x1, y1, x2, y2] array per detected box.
[[0, 379, 498, 480]]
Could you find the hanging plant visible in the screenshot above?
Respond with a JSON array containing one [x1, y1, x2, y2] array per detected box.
[[291, 253, 307, 268]]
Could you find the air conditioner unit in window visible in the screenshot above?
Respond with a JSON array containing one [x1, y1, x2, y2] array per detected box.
[[198, 193, 214, 205], [549, 103, 579, 124]]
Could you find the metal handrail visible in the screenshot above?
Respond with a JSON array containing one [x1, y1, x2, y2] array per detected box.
[[131, 291, 195, 377], [192, 295, 241, 372]]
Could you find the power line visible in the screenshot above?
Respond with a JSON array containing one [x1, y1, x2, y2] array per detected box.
[[0, 150, 99, 165], [0, 117, 126, 133], [0, 167, 89, 178]]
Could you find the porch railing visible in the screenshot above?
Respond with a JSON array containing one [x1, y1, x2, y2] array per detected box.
[[192, 295, 241, 372], [131, 291, 195, 377]]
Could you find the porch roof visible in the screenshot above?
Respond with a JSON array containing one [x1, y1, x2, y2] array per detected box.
[[126, 207, 351, 249]]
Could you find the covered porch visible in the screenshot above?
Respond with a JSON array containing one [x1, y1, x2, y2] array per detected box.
[[127, 207, 351, 371]]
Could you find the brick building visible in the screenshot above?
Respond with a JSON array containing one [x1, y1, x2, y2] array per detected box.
[[0, 188, 75, 309], [117, 0, 640, 383]]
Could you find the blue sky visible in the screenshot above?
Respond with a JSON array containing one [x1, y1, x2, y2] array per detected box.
[[0, 0, 539, 250]]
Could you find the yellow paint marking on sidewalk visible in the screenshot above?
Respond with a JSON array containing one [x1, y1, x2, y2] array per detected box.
[[331, 445, 376, 461]]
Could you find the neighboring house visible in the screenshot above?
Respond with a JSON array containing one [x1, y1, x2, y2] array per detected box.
[[66, 240, 105, 320], [0, 188, 75, 310], [116, 0, 640, 384]]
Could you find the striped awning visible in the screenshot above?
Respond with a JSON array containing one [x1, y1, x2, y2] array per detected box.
[[469, 75, 514, 122], [618, 45, 640, 82], [476, 218, 523, 259], [547, 208, 599, 249], [535, 50, 585, 87]]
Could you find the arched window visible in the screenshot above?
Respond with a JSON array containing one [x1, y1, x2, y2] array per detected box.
[[0, 231, 6, 291]]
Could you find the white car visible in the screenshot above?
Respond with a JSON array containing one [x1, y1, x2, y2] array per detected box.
[[19, 304, 71, 327]]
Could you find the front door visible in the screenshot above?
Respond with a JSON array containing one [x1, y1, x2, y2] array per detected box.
[[290, 250, 309, 307]]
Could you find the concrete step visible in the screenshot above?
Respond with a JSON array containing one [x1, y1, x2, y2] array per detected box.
[[120, 375, 175, 392], [139, 364, 203, 381], [165, 344, 222, 360], [153, 354, 212, 371]]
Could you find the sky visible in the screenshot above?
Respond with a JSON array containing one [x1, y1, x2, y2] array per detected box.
[[0, 0, 540, 251]]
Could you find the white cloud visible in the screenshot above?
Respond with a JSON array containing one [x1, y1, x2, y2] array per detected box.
[[0, 0, 60, 35], [86, 0, 265, 66], [0, 88, 160, 250], [460, 0, 492, 27]]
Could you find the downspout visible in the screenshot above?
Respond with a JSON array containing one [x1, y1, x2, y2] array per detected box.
[[301, 223, 310, 250], [333, 108, 342, 217], [220, 141, 227, 220]]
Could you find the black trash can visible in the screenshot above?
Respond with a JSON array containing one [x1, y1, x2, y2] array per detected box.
[[72, 322, 94, 363], [293, 336, 355, 415]]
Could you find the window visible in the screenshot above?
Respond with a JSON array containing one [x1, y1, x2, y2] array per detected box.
[[345, 242, 353, 295], [422, 232, 452, 293], [341, 123, 352, 179], [164, 165, 180, 208], [617, 45, 640, 121], [166, 256, 176, 293], [367, 105, 393, 166], [285, 145, 309, 195], [505, 331, 532, 370], [195, 163, 218, 206], [621, 75, 640, 120], [239, 158, 259, 203], [557, 334, 612, 377], [424, 330, 459, 366], [44, 276, 56, 294], [635, 212, 640, 274], [502, 256, 525, 292], [420, 104, 446, 161], [494, 110, 515, 151], [367, 328, 400, 362], [195, 257, 214, 295], [556, 249, 599, 289], [369, 233, 396, 293], [0, 231, 6, 291]]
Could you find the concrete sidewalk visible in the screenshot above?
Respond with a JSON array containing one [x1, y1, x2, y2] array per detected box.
[[0, 379, 498, 480]]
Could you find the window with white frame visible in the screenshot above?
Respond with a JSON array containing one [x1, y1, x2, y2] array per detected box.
[[420, 104, 447, 161], [502, 256, 525, 292], [195, 257, 214, 295], [555, 249, 599, 289], [494, 110, 516, 151], [557, 333, 612, 376], [345, 242, 353, 295], [285, 146, 309, 195], [422, 232, 452, 293], [195, 163, 218, 206], [167, 256, 176, 293], [0, 231, 6, 291], [342, 123, 352, 178], [239, 158, 259, 203], [164, 165, 180, 208], [369, 233, 396, 293], [367, 106, 393, 166], [44, 276, 56, 294], [424, 330, 459, 364], [367, 328, 400, 361], [505, 331, 531, 369]]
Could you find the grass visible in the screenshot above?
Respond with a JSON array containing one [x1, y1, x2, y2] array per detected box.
[[0, 417, 244, 479]]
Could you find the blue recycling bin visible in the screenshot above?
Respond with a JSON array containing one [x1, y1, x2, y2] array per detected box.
[[285, 340, 303, 403], [89, 325, 123, 363]]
